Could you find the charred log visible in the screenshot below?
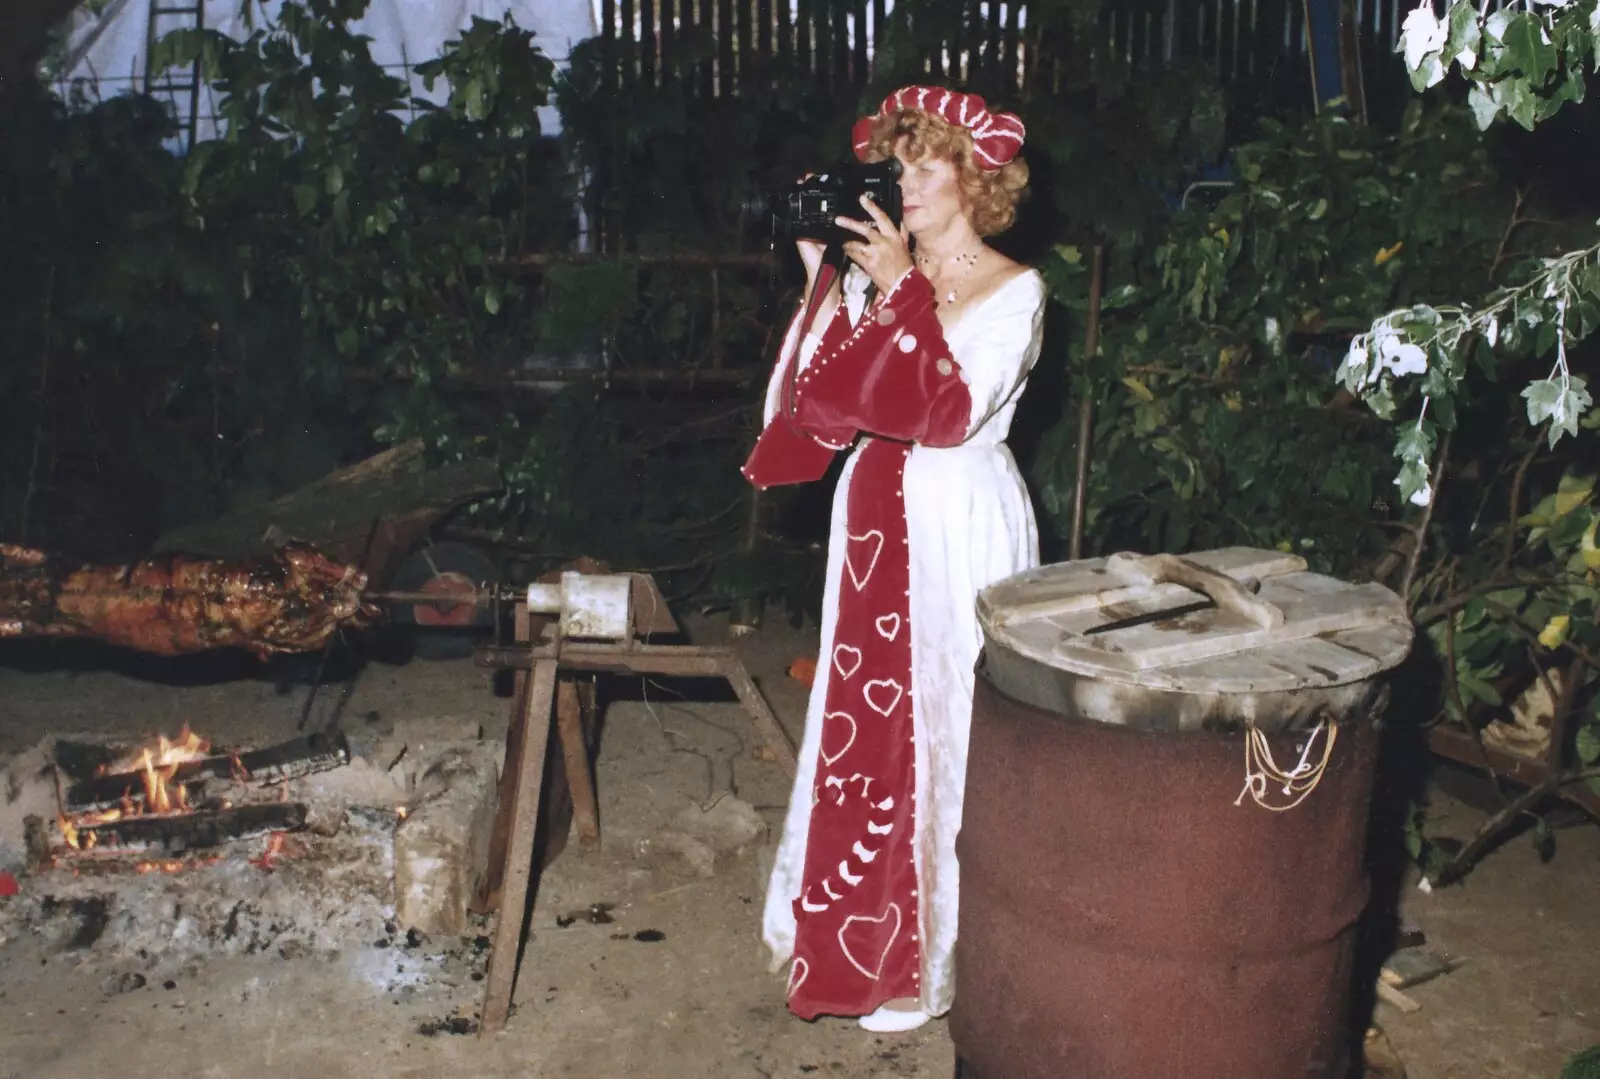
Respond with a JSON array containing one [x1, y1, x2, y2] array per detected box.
[[64, 732, 352, 811], [52, 740, 126, 783], [232, 731, 351, 785], [0, 542, 377, 658], [67, 803, 308, 854]]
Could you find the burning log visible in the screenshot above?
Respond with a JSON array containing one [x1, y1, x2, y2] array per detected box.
[[64, 732, 352, 811], [63, 802, 308, 855], [0, 542, 377, 658]]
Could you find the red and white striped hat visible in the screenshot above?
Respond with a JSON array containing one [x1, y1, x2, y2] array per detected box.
[[851, 85, 1026, 170]]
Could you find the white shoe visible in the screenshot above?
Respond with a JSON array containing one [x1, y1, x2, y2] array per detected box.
[[858, 1002, 931, 1033]]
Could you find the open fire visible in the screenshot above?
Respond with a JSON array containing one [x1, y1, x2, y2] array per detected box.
[[3, 719, 499, 977], [42, 727, 351, 869], [59, 727, 213, 851]]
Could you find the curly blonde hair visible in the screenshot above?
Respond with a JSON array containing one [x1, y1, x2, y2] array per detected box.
[[858, 107, 1029, 237]]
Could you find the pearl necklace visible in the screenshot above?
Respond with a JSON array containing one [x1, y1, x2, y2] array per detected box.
[[916, 247, 984, 306]]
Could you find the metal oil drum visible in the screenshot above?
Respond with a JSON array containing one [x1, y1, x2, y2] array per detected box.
[[950, 548, 1413, 1079]]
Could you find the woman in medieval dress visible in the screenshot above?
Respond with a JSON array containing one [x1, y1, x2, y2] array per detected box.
[[740, 86, 1045, 1033]]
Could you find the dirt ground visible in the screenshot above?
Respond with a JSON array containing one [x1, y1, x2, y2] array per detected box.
[[0, 613, 1596, 1079]]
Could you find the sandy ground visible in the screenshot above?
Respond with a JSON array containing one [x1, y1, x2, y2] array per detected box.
[[0, 613, 1596, 1079]]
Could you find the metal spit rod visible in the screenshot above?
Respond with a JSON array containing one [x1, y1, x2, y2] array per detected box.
[[367, 573, 634, 640], [364, 586, 518, 607]]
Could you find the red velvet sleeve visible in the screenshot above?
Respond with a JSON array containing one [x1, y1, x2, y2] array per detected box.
[[791, 269, 972, 449], [740, 287, 858, 491]]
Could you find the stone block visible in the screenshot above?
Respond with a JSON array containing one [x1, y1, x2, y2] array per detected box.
[[0, 741, 58, 873], [392, 745, 499, 936]]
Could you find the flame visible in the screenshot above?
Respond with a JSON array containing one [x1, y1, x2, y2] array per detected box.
[[59, 726, 213, 851], [107, 726, 210, 777]]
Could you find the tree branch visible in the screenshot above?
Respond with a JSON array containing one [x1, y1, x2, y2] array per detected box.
[[1489, 186, 1528, 282], [1432, 766, 1600, 886], [1501, 437, 1540, 571], [1413, 575, 1564, 625], [1483, 599, 1600, 672], [1401, 433, 1451, 605]]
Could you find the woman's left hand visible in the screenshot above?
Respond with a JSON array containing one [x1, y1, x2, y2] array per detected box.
[[836, 194, 914, 295]]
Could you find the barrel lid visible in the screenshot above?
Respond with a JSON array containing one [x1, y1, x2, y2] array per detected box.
[[976, 547, 1413, 693]]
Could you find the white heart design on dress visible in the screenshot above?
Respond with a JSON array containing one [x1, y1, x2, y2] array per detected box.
[[837, 902, 903, 982], [845, 530, 884, 591], [863, 678, 904, 717], [832, 644, 862, 680], [786, 957, 809, 999], [821, 711, 858, 766], [874, 613, 901, 641]]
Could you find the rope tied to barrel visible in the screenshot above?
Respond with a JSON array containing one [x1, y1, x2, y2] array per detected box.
[[1234, 715, 1338, 812]]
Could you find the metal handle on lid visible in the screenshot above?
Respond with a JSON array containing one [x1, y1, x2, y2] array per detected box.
[[1105, 552, 1285, 630]]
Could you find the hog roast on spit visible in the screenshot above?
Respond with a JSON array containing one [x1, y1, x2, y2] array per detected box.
[[0, 542, 379, 657]]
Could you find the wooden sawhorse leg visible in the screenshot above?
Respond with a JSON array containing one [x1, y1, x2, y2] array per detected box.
[[713, 650, 798, 776], [479, 657, 557, 1035], [474, 641, 795, 1034], [556, 677, 600, 849]]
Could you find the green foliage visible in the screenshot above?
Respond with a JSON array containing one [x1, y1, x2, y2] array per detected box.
[[1340, 235, 1600, 504], [1419, 458, 1600, 800], [1365, 0, 1600, 503], [159, 1, 567, 453], [0, 78, 359, 559], [1563, 1045, 1600, 1079], [1332, 0, 1600, 881], [1030, 103, 1508, 570], [1399, 0, 1596, 131], [1032, 93, 1600, 880], [4, 0, 798, 601]]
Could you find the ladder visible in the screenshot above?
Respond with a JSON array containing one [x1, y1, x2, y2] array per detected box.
[[142, 0, 205, 152]]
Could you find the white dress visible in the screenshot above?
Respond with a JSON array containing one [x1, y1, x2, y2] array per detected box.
[[756, 264, 1046, 1017]]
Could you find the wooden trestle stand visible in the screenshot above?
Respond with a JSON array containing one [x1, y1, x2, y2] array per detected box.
[[472, 573, 797, 1034]]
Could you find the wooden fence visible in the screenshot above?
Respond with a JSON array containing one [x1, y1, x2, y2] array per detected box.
[[592, 0, 1446, 111]]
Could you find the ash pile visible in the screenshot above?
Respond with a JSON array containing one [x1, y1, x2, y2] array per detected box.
[[0, 718, 502, 976]]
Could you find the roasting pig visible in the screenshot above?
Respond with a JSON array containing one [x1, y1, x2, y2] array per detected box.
[[0, 542, 377, 657]]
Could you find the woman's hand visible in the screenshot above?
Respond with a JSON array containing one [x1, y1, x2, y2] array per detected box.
[[836, 194, 913, 295]]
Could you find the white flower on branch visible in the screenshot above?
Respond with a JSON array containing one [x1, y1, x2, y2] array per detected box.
[[1381, 337, 1429, 379], [1340, 338, 1371, 388], [1409, 480, 1434, 508]]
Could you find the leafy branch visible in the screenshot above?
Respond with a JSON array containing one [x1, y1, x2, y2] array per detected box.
[[1398, 0, 1597, 131], [1339, 237, 1600, 503]]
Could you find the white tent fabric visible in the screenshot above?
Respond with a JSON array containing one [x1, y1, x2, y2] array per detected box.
[[53, 0, 596, 140]]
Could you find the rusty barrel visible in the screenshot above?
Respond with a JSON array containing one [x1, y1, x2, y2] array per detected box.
[[950, 548, 1413, 1079]]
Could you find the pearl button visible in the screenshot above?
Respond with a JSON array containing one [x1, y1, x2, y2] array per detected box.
[[877, 308, 896, 326], [936, 358, 953, 376], [897, 334, 918, 354]]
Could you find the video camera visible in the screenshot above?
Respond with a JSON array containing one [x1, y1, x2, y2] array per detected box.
[[748, 158, 903, 247]]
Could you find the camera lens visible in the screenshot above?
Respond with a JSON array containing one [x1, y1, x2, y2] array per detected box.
[[740, 193, 775, 218]]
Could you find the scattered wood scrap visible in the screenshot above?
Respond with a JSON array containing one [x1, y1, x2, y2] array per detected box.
[[1376, 947, 1461, 1015]]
